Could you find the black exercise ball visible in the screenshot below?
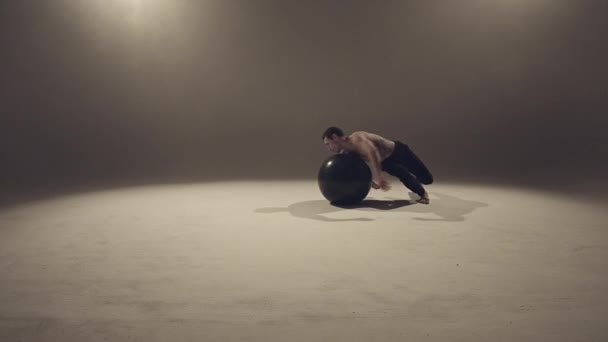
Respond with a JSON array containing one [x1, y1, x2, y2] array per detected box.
[[318, 153, 372, 205]]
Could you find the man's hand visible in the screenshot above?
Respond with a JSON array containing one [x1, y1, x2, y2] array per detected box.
[[372, 180, 391, 192]]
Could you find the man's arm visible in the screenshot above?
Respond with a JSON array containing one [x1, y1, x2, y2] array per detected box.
[[356, 140, 384, 185]]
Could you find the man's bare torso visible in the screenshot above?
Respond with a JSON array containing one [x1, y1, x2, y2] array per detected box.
[[347, 131, 395, 162]]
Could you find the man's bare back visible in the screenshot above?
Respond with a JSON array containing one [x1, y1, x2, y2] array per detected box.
[[346, 131, 395, 162]]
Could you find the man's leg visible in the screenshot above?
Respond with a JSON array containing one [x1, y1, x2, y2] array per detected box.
[[382, 161, 428, 202], [401, 145, 433, 185]]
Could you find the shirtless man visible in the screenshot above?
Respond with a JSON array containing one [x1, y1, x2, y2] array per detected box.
[[322, 126, 433, 204]]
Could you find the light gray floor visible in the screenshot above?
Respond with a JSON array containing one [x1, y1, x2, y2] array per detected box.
[[1, 180, 607, 341]]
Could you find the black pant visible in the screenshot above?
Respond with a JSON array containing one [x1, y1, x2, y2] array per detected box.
[[381, 141, 433, 197]]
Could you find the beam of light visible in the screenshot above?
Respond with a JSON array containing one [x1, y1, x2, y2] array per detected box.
[[65, 0, 195, 35]]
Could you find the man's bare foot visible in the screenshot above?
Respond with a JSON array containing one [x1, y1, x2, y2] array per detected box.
[[416, 193, 430, 204]]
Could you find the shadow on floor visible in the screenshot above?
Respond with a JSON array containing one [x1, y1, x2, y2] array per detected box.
[[254, 192, 489, 222]]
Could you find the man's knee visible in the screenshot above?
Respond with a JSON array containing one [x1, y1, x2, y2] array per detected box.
[[420, 174, 433, 185]]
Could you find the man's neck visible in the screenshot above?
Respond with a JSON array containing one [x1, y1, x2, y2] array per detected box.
[[340, 137, 353, 151]]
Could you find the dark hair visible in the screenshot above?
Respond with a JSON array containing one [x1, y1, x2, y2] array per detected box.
[[322, 126, 344, 140]]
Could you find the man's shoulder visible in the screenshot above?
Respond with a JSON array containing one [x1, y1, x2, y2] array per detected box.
[[351, 131, 389, 143], [348, 132, 375, 152], [349, 131, 372, 140]]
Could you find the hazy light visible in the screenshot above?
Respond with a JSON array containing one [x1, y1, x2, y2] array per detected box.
[[66, 0, 193, 34]]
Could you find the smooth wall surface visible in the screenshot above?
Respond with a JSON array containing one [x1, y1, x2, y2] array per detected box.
[[2, 0, 607, 192]]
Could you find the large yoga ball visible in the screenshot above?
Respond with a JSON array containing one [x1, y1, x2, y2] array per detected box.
[[318, 153, 372, 205]]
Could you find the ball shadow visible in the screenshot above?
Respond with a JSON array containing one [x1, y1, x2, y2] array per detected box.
[[333, 199, 413, 210], [254, 192, 489, 222]]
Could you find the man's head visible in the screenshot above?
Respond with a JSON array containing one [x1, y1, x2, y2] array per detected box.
[[322, 126, 345, 153]]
